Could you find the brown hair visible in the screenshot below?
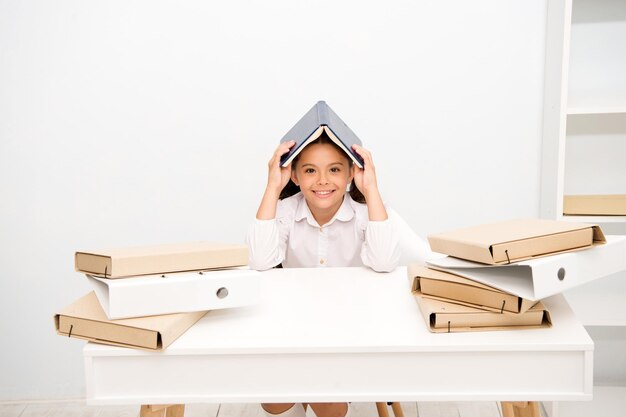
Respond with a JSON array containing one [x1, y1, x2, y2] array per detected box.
[[279, 133, 366, 203]]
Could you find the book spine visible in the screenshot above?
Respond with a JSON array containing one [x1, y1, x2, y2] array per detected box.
[[317, 100, 330, 125]]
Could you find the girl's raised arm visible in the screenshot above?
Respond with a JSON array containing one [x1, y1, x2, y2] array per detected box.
[[351, 144, 388, 221], [256, 140, 295, 220]]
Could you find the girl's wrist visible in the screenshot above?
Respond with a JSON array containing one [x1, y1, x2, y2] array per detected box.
[[365, 191, 388, 221], [264, 185, 282, 200], [362, 186, 381, 202], [256, 186, 281, 220]]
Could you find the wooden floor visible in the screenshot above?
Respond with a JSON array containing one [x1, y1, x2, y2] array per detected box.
[[0, 401, 506, 417]]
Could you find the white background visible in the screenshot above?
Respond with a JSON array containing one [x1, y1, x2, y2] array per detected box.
[[0, 0, 547, 400]]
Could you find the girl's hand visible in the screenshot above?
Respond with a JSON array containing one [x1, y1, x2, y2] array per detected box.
[[256, 141, 296, 220], [267, 140, 295, 193], [352, 144, 388, 221], [352, 145, 380, 200]]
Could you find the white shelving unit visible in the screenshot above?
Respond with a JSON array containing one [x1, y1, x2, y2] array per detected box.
[[541, 0, 626, 415], [542, 0, 626, 322], [541, 0, 626, 223]]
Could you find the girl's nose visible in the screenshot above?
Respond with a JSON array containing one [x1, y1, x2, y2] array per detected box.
[[317, 174, 329, 185]]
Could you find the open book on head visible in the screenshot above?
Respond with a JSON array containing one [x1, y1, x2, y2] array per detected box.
[[279, 101, 364, 168]]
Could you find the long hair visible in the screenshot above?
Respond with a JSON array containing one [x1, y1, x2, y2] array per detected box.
[[279, 134, 366, 204]]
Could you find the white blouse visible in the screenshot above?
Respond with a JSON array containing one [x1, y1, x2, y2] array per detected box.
[[246, 192, 431, 272]]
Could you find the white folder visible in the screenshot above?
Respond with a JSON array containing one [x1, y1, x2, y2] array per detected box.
[[427, 235, 626, 301], [86, 268, 260, 319]]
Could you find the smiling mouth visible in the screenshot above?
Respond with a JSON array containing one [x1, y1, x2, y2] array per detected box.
[[313, 190, 335, 198]]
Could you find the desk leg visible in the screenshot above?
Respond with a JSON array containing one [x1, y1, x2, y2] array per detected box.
[[375, 403, 390, 417], [166, 405, 185, 417], [501, 401, 540, 417], [141, 405, 185, 417], [375, 402, 404, 417], [390, 403, 404, 417]]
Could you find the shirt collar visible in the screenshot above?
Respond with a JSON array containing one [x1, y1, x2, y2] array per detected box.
[[294, 192, 355, 226]]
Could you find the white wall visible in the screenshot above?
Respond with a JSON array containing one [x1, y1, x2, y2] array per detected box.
[[0, 0, 547, 400]]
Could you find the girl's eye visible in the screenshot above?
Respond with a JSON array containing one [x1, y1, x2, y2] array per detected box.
[[304, 168, 315, 174], [330, 167, 340, 173]]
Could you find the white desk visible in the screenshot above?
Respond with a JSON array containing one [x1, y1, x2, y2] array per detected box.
[[84, 267, 593, 406]]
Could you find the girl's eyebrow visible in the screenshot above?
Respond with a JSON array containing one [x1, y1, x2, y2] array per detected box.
[[300, 161, 346, 168]]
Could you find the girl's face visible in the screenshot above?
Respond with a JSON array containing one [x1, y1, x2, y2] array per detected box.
[[291, 143, 354, 218]]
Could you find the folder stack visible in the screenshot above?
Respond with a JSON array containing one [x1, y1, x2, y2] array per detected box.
[[409, 218, 624, 333], [408, 264, 551, 333], [54, 241, 259, 350]]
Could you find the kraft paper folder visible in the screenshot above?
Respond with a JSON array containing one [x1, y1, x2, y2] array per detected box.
[[564, 194, 626, 216], [408, 264, 536, 314], [414, 295, 551, 333], [87, 269, 260, 320], [54, 292, 207, 350], [415, 295, 552, 333], [427, 235, 626, 301], [427, 218, 605, 265], [75, 241, 248, 278]]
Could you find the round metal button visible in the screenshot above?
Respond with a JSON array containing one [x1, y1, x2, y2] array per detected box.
[[216, 287, 229, 299], [557, 268, 566, 281]]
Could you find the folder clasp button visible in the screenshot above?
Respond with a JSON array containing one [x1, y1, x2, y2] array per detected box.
[[217, 287, 229, 299]]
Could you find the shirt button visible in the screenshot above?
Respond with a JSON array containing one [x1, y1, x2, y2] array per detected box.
[[320, 259, 325, 265]]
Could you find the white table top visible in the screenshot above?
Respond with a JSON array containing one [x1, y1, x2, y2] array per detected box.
[[84, 267, 593, 404], [85, 266, 592, 356]]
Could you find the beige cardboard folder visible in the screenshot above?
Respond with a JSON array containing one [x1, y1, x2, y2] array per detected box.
[[564, 194, 626, 216], [414, 295, 551, 333], [427, 218, 605, 265], [75, 241, 248, 278], [54, 292, 207, 350], [408, 264, 536, 314], [427, 235, 626, 301], [87, 268, 260, 319]]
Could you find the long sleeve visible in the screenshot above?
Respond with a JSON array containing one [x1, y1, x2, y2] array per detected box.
[[360, 216, 401, 273], [246, 218, 285, 271]]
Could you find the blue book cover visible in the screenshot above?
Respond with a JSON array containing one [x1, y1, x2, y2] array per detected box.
[[279, 101, 364, 168]]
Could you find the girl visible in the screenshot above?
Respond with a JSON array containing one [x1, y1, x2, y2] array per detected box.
[[247, 133, 430, 417]]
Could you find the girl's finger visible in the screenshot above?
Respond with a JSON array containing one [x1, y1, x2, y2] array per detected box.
[[272, 145, 293, 163], [355, 152, 373, 169], [352, 144, 372, 160], [276, 140, 296, 156]]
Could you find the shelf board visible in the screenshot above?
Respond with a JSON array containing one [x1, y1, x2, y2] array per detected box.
[[561, 215, 626, 223], [567, 106, 626, 115], [567, 98, 626, 115]]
